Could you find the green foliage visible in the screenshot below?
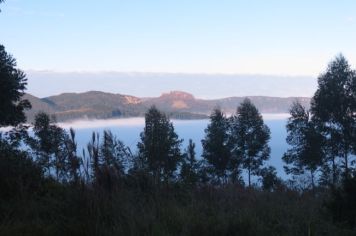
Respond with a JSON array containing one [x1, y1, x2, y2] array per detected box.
[[0, 135, 43, 201], [1, 41, 356, 234], [180, 139, 200, 186], [63, 128, 81, 184], [202, 108, 231, 183], [86, 130, 131, 190], [259, 166, 283, 191], [230, 98, 271, 187], [311, 54, 356, 179], [0, 107, 354, 235], [137, 106, 183, 183], [26, 112, 83, 184], [87, 131, 100, 182], [0, 45, 31, 127], [327, 174, 356, 229], [29, 113, 68, 180], [283, 102, 324, 189], [1, 180, 351, 236], [101, 130, 127, 174]]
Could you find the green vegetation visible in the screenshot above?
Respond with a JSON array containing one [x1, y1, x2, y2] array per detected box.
[[0, 45, 31, 126], [1, 46, 356, 236], [283, 102, 323, 189], [231, 98, 271, 187], [137, 106, 183, 183], [311, 55, 356, 183], [1, 1, 356, 232], [202, 108, 232, 183]]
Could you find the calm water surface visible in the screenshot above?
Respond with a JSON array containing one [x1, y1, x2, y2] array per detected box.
[[58, 114, 289, 179]]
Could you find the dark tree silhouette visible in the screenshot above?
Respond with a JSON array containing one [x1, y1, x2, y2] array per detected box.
[[259, 166, 282, 191], [29, 112, 67, 180], [0, 0, 4, 12], [0, 137, 43, 201], [327, 175, 356, 228], [283, 102, 324, 189], [311, 54, 356, 179], [137, 106, 183, 183], [202, 108, 231, 183], [0, 45, 31, 127], [97, 130, 131, 190], [101, 130, 129, 174], [180, 139, 199, 186], [63, 128, 81, 184], [230, 98, 270, 187], [87, 131, 101, 182]]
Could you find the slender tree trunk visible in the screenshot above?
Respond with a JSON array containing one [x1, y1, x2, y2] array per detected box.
[[310, 170, 315, 191], [248, 167, 251, 187], [55, 154, 60, 181], [332, 157, 336, 187], [56, 166, 59, 181], [344, 151, 349, 179]]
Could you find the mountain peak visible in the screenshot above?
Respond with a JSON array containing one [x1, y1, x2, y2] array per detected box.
[[160, 91, 195, 100]]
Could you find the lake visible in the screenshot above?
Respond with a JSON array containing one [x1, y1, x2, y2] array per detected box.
[[58, 114, 290, 179]]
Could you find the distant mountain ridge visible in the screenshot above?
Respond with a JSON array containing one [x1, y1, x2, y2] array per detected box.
[[24, 91, 311, 122]]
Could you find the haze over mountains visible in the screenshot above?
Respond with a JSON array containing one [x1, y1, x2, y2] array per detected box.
[[24, 90, 311, 122], [26, 71, 317, 99]]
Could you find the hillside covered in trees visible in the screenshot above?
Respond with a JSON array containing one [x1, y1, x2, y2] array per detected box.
[[1, 39, 356, 235], [23, 90, 311, 122]]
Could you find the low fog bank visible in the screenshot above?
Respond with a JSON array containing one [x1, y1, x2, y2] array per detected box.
[[26, 71, 316, 99], [56, 113, 290, 130]]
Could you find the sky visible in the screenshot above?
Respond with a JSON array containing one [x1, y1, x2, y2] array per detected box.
[[1, 0, 356, 97], [26, 71, 316, 98]]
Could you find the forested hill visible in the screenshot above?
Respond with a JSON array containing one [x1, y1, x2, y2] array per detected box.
[[24, 91, 311, 122]]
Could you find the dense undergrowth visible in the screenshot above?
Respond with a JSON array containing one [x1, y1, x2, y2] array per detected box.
[[1, 159, 355, 236]]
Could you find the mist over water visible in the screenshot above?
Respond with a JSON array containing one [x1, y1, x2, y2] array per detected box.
[[58, 114, 289, 179]]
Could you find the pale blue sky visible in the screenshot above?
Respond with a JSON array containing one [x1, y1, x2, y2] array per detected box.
[[26, 71, 316, 98], [1, 0, 356, 76]]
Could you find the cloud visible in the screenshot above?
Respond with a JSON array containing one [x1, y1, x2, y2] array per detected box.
[[57, 117, 145, 129], [347, 16, 354, 22]]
